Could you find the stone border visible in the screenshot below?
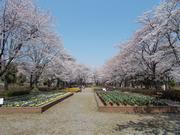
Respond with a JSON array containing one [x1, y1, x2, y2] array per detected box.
[[94, 93, 178, 113], [0, 92, 73, 114]]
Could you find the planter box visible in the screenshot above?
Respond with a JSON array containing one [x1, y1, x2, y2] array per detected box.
[[0, 92, 73, 114], [94, 93, 178, 113]]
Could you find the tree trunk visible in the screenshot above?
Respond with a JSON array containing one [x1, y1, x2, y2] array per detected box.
[[124, 79, 128, 88], [30, 74, 33, 88], [34, 77, 38, 88], [167, 35, 180, 65], [56, 78, 60, 88], [4, 79, 8, 90]]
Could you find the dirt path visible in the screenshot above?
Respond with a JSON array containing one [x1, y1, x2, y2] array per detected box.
[[0, 88, 180, 135]]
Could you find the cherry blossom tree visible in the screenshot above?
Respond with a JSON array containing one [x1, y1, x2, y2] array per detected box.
[[99, 0, 180, 89], [42, 49, 76, 88], [21, 33, 61, 88], [0, 0, 39, 77], [0, 0, 62, 89]]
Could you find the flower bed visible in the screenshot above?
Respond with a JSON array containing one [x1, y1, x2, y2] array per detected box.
[[95, 91, 178, 113], [0, 92, 73, 113], [2, 92, 68, 107], [97, 91, 167, 106], [64, 87, 81, 92]]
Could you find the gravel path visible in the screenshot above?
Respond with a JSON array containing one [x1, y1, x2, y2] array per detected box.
[[0, 88, 180, 135]]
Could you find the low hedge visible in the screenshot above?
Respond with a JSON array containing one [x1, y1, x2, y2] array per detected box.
[[121, 89, 160, 97], [0, 86, 31, 97], [118, 88, 180, 101], [93, 88, 102, 92], [93, 86, 180, 101], [161, 90, 180, 101], [114, 88, 180, 101], [38, 87, 56, 92]]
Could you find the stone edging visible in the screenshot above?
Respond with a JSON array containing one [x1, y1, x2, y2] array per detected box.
[[0, 92, 74, 114], [94, 93, 178, 113]]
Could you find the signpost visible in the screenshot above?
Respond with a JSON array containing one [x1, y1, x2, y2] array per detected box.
[[0, 98, 4, 106]]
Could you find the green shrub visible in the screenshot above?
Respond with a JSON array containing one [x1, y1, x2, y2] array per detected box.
[[38, 87, 56, 92], [17, 73, 26, 85], [113, 88, 180, 102], [5, 90, 30, 97], [0, 85, 31, 97], [113, 88, 161, 97], [161, 90, 180, 101], [2, 64, 18, 84], [94, 88, 103, 92], [169, 80, 176, 88]]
